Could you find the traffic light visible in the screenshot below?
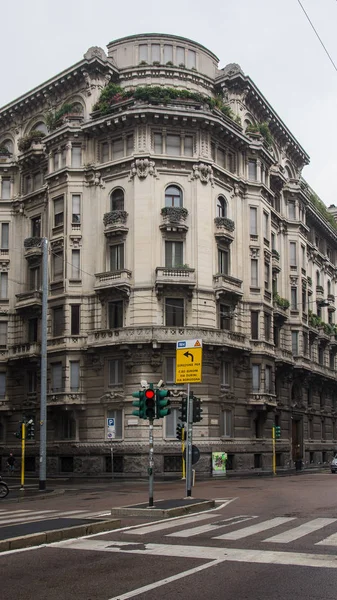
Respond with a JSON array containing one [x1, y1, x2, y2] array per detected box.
[[274, 425, 281, 438], [144, 388, 156, 420], [26, 419, 35, 440], [179, 397, 187, 422], [15, 423, 22, 439], [192, 397, 203, 423], [156, 389, 171, 419], [176, 423, 186, 441], [132, 390, 146, 419]]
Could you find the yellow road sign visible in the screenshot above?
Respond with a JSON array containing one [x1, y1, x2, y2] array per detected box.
[[175, 338, 203, 383]]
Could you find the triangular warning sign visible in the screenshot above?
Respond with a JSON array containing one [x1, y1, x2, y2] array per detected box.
[[194, 340, 201, 347]]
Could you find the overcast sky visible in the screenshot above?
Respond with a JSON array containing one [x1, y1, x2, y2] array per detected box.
[[1, 0, 336, 205]]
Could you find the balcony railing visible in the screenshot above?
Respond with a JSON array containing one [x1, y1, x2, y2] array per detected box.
[[160, 207, 189, 233], [94, 269, 132, 296], [213, 273, 243, 300], [24, 237, 42, 261], [155, 267, 196, 297], [8, 342, 41, 360], [15, 290, 42, 311], [214, 217, 235, 243], [103, 211, 129, 238]]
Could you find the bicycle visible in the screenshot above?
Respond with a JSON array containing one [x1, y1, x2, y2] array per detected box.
[[0, 476, 9, 498]]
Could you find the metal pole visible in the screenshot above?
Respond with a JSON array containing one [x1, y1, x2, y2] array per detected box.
[[272, 425, 276, 476], [110, 444, 114, 480], [149, 419, 154, 507], [186, 385, 193, 497], [20, 422, 25, 490], [39, 238, 48, 491], [181, 426, 186, 480]]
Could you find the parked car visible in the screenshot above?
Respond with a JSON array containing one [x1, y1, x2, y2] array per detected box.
[[331, 456, 337, 473]]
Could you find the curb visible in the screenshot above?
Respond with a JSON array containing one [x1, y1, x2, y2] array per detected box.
[[110, 499, 215, 518], [4, 489, 66, 503], [0, 518, 121, 553]]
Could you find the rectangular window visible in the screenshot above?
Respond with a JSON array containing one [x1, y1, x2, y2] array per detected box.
[[176, 46, 185, 65], [110, 244, 124, 271], [151, 44, 160, 62], [0, 322, 7, 347], [70, 361, 80, 392], [319, 347, 324, 365], [112, 138, 124, 159], [263, 212, 269, 239], [218, 248, 229, 275], [53, 251, 63, 280], [252, 365, 260, 392], [0, 223, 9, 249], [184, 136, 193, 157], [292, 331, 298, 355], [164, 44, 173, 63], [288, 201, 296, 220], [265, 365, 272, 393], [290, 242, 297, 267], [251, 259, 258, 287], [251, 311, 259, 339], [28, 318, 38, 343], [28, 371, 37, 394], [53, 306, 64, 337], [101, 142, 109, 162], [187, 49, 196, 69], [220, 304, 231, 330], [108, 300, 123, 328], [264, 262, 270, 290], [71, 146, 82, 167], [71, 249, 80, 279], [61, 414, 76, 440], [330, 352, 335, 370], [1, 178, 10, 199], [301, 245, 306, 267], [217, 148, 226, 168], [248, 159, 257, 181], [126, 135, 134, 155], [250, 207, 258, 235], [302, 287, 306, 313], [70, 305, 80, 335], [109, 359, 123, 386], [165, 298, 184, 326], [303, 332, 308, 356], [53, 151, 60, 171], [107, 409, 123, 439], [221, 361, 230, 387], [51, 363, 62, 392], [166, 134, 181, 156], [154, 133, 163, 153], [0, 272, 8, 298], [31, 216, 41, 237], [165, 241, 183, 268], [264, 313, 271, 341], [291, 287, 298, 310], [29, 266, 40, 290], [61, 146, 67, 167], [54, 197, 64, 227], [72, 195, 81, 224], [271, 233, 276, 251], [166, 357, 176, 384], [0, 373, 6, 399], [222, 410, 232, 438], [165, 408, 182, 438], [139, 44, 148, 62]]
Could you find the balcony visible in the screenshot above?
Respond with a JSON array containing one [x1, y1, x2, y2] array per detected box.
[[214, 217, 235, 244], [103, 210, 129, 238], [271, 249, 281, 273], [47, 335, 87, 352], [94, 269, 132, 297], [273, 294, 289, 323], [47, 391, 87, 406], [15, 290, 42, 312], [213, 273, 243, 302], [247, 393, 277, 410], [8, 342, 41, 361], [316, 285, 324, 299], [275, 347, 294, 365], [160, 207, 188, 233], [17, 141, 46, 167], [155, 267, 196, 297], [24, 237, 42, 262], [87, 325, 251, 352]]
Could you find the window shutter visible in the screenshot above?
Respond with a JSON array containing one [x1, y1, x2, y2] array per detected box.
[[0, 373, 6, 398], [70, 361, 80, 391]]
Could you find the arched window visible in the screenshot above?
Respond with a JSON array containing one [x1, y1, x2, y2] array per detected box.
[[284, 166, 292, 180], [110, 188, 124, 211], [71, 102, 84, 115], [32, 122, 48, 135], [165, 185, 183, 208], [1, 139, 13, 154], [216, 195, 227, 218]]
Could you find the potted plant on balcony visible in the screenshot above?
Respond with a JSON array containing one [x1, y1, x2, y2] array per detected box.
[[161, 206, 188, 222], [18, 130, 46, 153], [45, 103, 82, 132], [103, 210, 128, 226], [0, 145, 11, 158], [273, 293, 290, 310]]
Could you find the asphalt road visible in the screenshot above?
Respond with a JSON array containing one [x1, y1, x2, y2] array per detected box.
[[2, 474, 337, 599]]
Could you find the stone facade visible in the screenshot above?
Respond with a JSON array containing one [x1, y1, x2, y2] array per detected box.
[[0, 33, 336, 477]]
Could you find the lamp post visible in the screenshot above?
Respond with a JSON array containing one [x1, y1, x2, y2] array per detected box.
[[39, 237, 48, 490]]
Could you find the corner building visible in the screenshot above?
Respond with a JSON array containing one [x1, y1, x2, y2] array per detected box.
[[0, 33, 336, 476]]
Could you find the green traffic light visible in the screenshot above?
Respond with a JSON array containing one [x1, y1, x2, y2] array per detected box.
[[156, 389, 171, 419], [132, 390, 146, 419]]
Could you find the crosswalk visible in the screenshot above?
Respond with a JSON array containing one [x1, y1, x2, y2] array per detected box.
[[0, 507, 111, 527], [123, 512, 337, 548]]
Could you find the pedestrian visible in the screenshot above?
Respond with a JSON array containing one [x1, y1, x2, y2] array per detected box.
[[7, 452, 15, 475]]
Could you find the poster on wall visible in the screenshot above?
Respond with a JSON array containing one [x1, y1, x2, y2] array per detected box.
[[212, 452, 228, 476]]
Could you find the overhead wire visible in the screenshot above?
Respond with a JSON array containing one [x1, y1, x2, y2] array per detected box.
[[297, 0, 337, 73]]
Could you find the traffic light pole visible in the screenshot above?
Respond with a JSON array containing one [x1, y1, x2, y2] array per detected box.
[[148, 419, 154, 507], [186, 385, 193, 497], [20, 422, 26, 490], [272, 425, 276, 475], [39, 238, 48, 491]]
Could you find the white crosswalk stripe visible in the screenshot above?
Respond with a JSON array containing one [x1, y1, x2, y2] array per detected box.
[[167, 515, 257, 538], [213, 517, 296, 540], [0, 508, 111, 527], [263, 518, 337, 543]]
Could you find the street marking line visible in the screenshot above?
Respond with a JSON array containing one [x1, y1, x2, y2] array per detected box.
[[125, 512, 215, 536], [214, 517, 296, 540], [167, 515, 257, 538], [56, 538, 337, 569], [0, 510, 102, 527], [316, 531, 337, 546], [264, 518, 337, 543], [107, 559, 223, 600]]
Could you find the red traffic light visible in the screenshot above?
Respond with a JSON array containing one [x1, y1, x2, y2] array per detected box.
[[145, 389, 155, 400]]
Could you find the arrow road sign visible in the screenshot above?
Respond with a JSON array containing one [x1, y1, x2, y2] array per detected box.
[[176, 339, 202, 383]]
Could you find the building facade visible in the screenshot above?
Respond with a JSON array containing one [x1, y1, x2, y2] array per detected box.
[[0, 33, 336, 477]]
